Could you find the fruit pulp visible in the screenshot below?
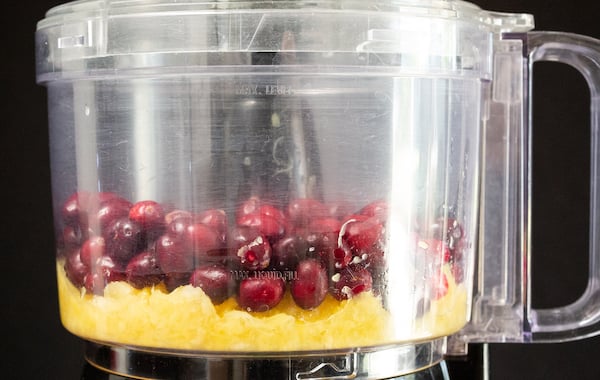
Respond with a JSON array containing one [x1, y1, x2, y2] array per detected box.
[[57, 261, 467, 351]]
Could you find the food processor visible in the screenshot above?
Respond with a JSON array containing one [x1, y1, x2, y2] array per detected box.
[[34, 0, 600, 378]]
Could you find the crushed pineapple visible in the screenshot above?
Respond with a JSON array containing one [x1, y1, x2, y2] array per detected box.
[[56, 262, 467, 351]]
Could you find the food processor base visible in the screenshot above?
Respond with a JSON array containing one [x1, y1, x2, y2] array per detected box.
[[84, 338, 447, 379]]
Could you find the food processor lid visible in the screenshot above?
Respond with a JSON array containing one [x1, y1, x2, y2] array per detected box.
[[35, 0, 534, 82]]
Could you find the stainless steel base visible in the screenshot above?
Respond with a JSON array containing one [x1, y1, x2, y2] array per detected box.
[[85, 338, 447, 379]]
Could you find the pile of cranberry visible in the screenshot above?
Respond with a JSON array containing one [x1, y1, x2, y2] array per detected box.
[[59, 191, 464, 312]]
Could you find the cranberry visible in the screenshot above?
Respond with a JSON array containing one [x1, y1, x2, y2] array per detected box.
[[228, 226, 259, 247], [238, 277, 285, 312], [126, 251, 164, 289], [237, 198, 286, 238], [237, 213, 285, 239], [190, 264, 234, 304], [129, 200, 165, 234], [326, 200, 354, 220], [237, 196, 261, 219], [97, 197, 132, 231], [80, 236, 106, 267], [271, 236, 307, 271], [165, 209, 193, 225], [62, 191, 119, 228], [83, 256, 125, 295], [331, 247, 352, 269], [305, 233, 336, 262], [197, 209, 228, 243], [235, 234, 271, 271], [164, 272, 191, 292], [362, 248, 386, 270], [187, 223, 222, 257], [62, 225, 85, 249], [341, 216, 383, 251], [287, 198, 328, 225], [61, 191, 89, 227], [156, 233, 194, 274], [359, 200, 388, 221], [167, 214, 193, 238], [330, 266, 373, 301], [303, 218, 341, 259], [258, 204, 287, 226], [290, 259, 328, 309], [103, 217, 143, 263], [64, 250, 88, 288], [308, 218, 341, 234]]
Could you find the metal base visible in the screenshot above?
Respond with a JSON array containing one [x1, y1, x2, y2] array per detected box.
[[85, 339, 447, 379]]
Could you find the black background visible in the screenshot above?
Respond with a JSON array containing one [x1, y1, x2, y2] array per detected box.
[[2, 0, 599, 379]]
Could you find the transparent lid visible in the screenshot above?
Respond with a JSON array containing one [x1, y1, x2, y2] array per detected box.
[[35, 0, 534, 82]]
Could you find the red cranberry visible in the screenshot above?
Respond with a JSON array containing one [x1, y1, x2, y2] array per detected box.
[[362, 248, 385, 270], [236, 196, 261, 219], [341, 216, 383, 251], [62, 191, 119, 228], [61, 191, 89, 227], [258, 204, 287, 226], [229, 225, 258, 244], [237, 213, 285, 239], [167, 214, 193, 239], [164, 272, 191, 292], [80, 236, 106, 267], [126, 251, 164, 289], [156, 234, 194, 274], [165, 209, 193, 225], [62, 225, 85, 249], [287, 198, 328, 225], [83, 272, 104, 295], [308, 218, 341, 234], [64, 250, 88, 288], [291, 259, 328, 309], [238, 277, 285, 312], [359, 200, 388, 221], [304, 233, 336, 262], [326, 200, 354, 220], [97, 197, 132, 231], [331, 247, 352, 269], [272, 235, 307, 271], [197, 209, 228, 243], [129, 200, 165, 234], [235, 234, 272, 271], [187, 223, 222, 257], [303, 218, 341, 259], [103, 217, 143, 263], [190, 264, 234, 304], [83, 256, 125, 295], [330, 266, 373, 301], [237, 198, 286, 238]]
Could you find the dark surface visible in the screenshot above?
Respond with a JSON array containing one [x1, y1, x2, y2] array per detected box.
[[2, 0, 599, 379]]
